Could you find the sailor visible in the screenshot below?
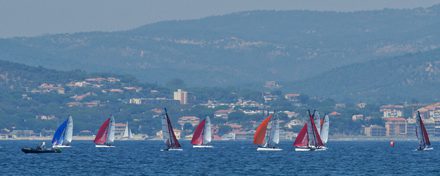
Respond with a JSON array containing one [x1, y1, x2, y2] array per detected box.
[[37, 142, 46, 150]]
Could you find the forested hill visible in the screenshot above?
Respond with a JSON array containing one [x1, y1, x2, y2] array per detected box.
[[1, 5, 440, 86]]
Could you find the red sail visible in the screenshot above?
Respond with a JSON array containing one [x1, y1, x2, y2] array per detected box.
[[294, 123, 309, 147], [167, 116, 181, 148], [253, 115, 272, 145], [191, 119, 206, 145], [94, 118, 110, 145], [310, 113, 324, 147], [420, 117, 431, 146]]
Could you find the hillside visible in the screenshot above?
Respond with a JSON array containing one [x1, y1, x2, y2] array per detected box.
[[286, 49, 440, 103], [1, 5, 440, 86]]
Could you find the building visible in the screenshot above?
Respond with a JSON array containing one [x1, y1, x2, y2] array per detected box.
[[407, 118, 436, 137], [352, 114, 364, 121], [384, 118, 407, 136], [364, 125, 386, 137], [129, 98, 142, 105], [178, 116, 200, 127], [284, 93, 300, 101], [173, 89, 188, 105], [417, 102, 440, 119], [380, 105, 404, 118], [114, 123, 128, 137]]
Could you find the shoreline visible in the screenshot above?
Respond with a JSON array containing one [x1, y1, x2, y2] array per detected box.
[[0, 136, 432, 141]]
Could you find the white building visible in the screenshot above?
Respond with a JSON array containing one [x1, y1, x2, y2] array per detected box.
[[173, 89, 188, 105]]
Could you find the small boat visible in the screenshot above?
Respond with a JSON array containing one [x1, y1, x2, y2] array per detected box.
[[52, 116, 74, 148], [161, 108, 182, 151], [254, 113, 282, 151], [415, 111, 433, 151], [22, 147, 61, 154], [120, 122, 134, 140], [191, 116, 213, 148], [390, 140, 395, 147], [294, 110, 326, 151], [94, 116, 116, 148], [22, 142, 61, 154]]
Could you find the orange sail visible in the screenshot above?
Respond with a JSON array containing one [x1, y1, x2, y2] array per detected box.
[[253, 114, 272, 145]]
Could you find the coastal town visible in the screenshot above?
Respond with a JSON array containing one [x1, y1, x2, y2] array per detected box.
[[1, 75, 439, 142]]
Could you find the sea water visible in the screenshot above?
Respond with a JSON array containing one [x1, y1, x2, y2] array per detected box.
[[0, 140, 439, 175]]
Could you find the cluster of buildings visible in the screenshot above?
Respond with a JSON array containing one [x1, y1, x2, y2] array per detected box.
[[363, 103, 440, 138]]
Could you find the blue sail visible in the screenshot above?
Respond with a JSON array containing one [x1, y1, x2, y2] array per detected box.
[[52, 119, 68, 145]]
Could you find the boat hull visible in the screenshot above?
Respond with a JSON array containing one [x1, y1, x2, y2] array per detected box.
[[257, 147, 282, 151], [295, 146, 327, 152], [95, 145, 115, 148], [161, 148, 183, 151], [416, 147, 434, 151], [53, 145, 71, 148], [193, 145, 214, 148], [21, 148, 61, 154]]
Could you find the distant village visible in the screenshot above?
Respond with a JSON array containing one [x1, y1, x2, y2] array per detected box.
[[1, 78, 440, 141]]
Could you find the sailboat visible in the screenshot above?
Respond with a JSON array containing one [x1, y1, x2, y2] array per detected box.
[[52, 116, 73, 148], [293, 110, 326, 151], [161, 108, 182, 151], [121, 122, 134, 140], [94, 116, 115, 148], [254, 113, 282, 151], [415, 111, 433, 151], [191, 116, 213, 148]]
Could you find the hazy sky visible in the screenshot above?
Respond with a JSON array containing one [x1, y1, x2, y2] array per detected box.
[[1, 0, 440, 38]]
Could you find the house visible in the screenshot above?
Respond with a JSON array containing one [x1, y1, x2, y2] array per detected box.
[[384, 118, 407, 136], [214, 109, 233, 119], [284, 93, 300, 101], [363, 125, 385, 137], [178, 116, 200, 127]]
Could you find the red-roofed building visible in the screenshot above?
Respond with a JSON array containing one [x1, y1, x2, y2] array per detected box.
[[384, 118, 407, 136]]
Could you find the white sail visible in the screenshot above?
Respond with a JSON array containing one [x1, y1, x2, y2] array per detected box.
[[122, 122, 129, 138], [63, 116, 73, 145], [203, 116, 212, 144], [320, 115, 330, 144], [161, 114, 171, 145], [314, 112, 321, 136], [106, 116, 115, 144], [128, 129, 133, 139], [270, 118, 280, 145]]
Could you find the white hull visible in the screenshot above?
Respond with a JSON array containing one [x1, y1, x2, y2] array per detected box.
[[416, 147, 434, 151], [257, 147, 282, 151], [193, 145, 214, 148], [95, 145, 115, 148], [161, 148, 183, 151], [53, 145, 71, 148], [295, 146, 327, 152]]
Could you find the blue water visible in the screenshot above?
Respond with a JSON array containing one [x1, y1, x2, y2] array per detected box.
[[0, 140, 439, 175]]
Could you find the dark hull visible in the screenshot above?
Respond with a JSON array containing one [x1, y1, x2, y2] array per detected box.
[[21, 148, 61, 154]]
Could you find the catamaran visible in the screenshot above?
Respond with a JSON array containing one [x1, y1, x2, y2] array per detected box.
[[94, 116, 115, 148], [254, 113, 282, 151], [121, 122, 133, 140], [191, 116, 213, 148], [294, 110, 326, 151], [161, 108, 182, 151], [52, 116, 73, 148], [415, 111, 433, 151]]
